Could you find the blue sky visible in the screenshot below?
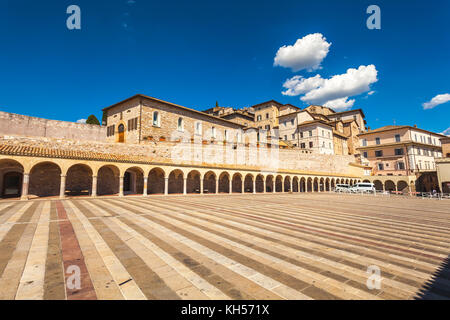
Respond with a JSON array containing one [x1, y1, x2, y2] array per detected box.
[[0, 0, 449, 133]]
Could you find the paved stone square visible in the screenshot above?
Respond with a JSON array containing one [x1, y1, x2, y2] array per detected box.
[[0, 193, 449, 300]]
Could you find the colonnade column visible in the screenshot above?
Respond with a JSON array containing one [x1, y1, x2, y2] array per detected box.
[[289, 179, 292, 193], [143, 177, 148, 196], [263, 179, 266, 193], [59, 175, 66, 199], [272, 180, 275, 193], [282, 180, 285, 193], [215, 179, 218, 194], [229, 179, 232, 194], [92, 175, 97, 197], [253, 179, 256, 194], [200, 178, 203, 194], [164, 177, 169, 195], [21, 173, 30, 200], [119, 176, 124, 197], [241, 179, 245, 193], [183, 178, 187, 195]]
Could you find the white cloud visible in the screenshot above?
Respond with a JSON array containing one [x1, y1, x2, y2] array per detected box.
[[274, 33, 331, 72], [368, 90, 375, 95], [422, 93, 450, 110], [76, 119, 86, 124], [441, 127, 450, 136], [323, 97, 355, 111], [282, 64, 378, 111]]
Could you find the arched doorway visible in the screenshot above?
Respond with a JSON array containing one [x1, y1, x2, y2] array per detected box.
[[307, 178, 312, 192], [397, 181, 409, 193], [325, 178, 330, 191], [148, 168, 165, 194], [97, 165, 120, 196], [300, 178, 306, 192], [313, 178, 319, 192], [385, 180, 396, 192], [373, 180, 383, 191], [275, 176, 283, 192], [232, 173, 242, 193], [203, 171, 216, 194], [284, 176, 291, 192], [331, 179, 335, 191], [124, 167, 144, 195], [118, 124, 125, 143], [168, 169, 183, 194], [266, 175, 274, 192], [218, 172, 230, 193], [66, 164, 93, 196], [187, 170, 201, 194], [0, 159, 24, 198], [292, 177, 299, 192], [29, 162, 61, 197], [244, 174, 253, 193], [255, 175, 264, 193]]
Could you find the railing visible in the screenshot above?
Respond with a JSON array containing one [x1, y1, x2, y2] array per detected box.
[[330, 188, 450, 200]]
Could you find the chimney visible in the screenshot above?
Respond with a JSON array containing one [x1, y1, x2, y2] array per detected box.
[[367, 126, 371, 131], [413, 124, 417, 128]]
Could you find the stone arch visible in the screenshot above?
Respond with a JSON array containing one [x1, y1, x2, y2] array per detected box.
[[385, 180, 396, 192], [187, 170, 201, 194], [66, 164, 93, 196], [266, 175, 274, 193], [397, 180, 409, 193], [255, 175, 264, 193], [363, 179, 370, 183], [307, 177, 313, 192], [373, 180, 383, 191], [124, 166, 144, 195], [218, 172, 230, 193], [0, 159, 24, 198], [275, 175, 283, 192], [313, 177, 319, 192], [325, 178, 330, 191], [292, 177, 299, 192], [319, 178, 325, 191], [168, 169, 184, 194], [97, 164, 120, 196], [300, 177, 306, 192], [203, 171, 216, 194], [29, 161, 62, 198], [148, 167, 165, 194], [232, 173, 242, 193], [244, 174, 254, 193], [284, 176, 291, 192]]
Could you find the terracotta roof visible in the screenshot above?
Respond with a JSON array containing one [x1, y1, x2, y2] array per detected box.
[[357, 125, 446, 137], [297, 120, 332, 127], [250, 100, 284, 109]]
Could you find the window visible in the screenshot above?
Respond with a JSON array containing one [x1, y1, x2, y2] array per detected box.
[[428, 137, 432, 144], [362, 139, 367, 147], [107, 125, 115, 137], [309, 130, 312, 137], [378, 163, 384, 170], [257, 115, 262, 121], [301, 143, 305, 148], [266, 113, 269, 119], [322, 141, 325, 148], [284, 135, 287, 141], [211, 127, 216, 139], [328, 132, 331, 138], [224, 130, 228, 141], [237, 133, 242, 143], [394, 148, 404, 155], [363, 151, 368, 158], [300, 132, 303, 138], [195, 122, 202, 135], [329, 142, 332, 148], [398, 162, 405, 170], [322, 130, 325, 137], [292, 134, 295, 139], [375, 137, 380, 145], [127, 117, 138, 131], [309, 141, 313, 148], [375, 150, 383, 157], [153, 111, 160, 127], [414, 134, 417, 141], [177, 118, 184, 132], [291, 119, 294, 125], [265, 125, 270, 130], [395, 134, 400, 142]]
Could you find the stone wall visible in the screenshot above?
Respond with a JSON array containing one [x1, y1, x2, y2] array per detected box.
[[0, 134, 359, 175], [0, 111, 106, 142]]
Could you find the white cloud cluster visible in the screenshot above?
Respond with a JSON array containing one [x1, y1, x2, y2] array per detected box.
[[282, 65, 378, 110], [76, 119, 86, 124], [441, 127, 450, 136], [422, 93, 450, 110], [274, 33, 331, 72]]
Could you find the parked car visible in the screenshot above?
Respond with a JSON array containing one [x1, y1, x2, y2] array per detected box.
[[349, 183, 376, 193], [335, 184, 351, 192]]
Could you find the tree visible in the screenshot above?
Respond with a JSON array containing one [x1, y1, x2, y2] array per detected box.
[[216, 101, 219, 108], [102, 111, 107, 126], [86, 114, 100, 125]]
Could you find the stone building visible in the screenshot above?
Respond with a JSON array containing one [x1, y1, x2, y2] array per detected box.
[[436, 136, 450, 193], [0, 94, 364, 200], [357, 125, 445, 192]]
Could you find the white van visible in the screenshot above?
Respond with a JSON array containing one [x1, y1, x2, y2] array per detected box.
[[335, 184, 351, 192], [350, 183, 375, 193]]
